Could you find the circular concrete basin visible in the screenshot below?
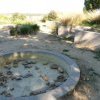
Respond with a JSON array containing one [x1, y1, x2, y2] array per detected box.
[[0, 49, 80, 100]]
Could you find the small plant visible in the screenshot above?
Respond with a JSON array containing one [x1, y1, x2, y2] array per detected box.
[[10, 24, 40, 36], [31, 24, 40, 33], [10, 27, 17, 36]]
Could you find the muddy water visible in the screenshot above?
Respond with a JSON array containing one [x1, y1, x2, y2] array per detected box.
[[0, 53, 68, 97]]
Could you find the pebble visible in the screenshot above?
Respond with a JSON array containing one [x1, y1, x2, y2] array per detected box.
[[12, 74, 22, 80], [4, 65, 11, 70], [49, 80, 55, 87], [15, 77, 22, 80], [23, 73, 33, 78], [42, 75, 49, 81], [58, 67, 64, 73], [30, 87, 48, 95], [5, 92, 12, 97], [57, 75, 65, 82], [43, 62, 48, 65], [13, 64, 18, 68], [50, 64, 59, 69], [30, 91, 41, 95], [35, 66, 39, 70], [1, 91, 11, 97], [26, 60, 37, 64], [24, 65, 32, 68], [6, 71, 13, 75], [10, 88, 14, 91]]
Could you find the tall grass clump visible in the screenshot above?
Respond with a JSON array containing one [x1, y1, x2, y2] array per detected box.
[[83, 10, 100, 26], [58, 13, 85, 33]]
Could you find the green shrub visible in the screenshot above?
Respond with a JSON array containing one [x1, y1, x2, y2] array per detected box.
[[31, 24, 40, 32], [10, 27, 17, 36], [10, 24, 40, 36]]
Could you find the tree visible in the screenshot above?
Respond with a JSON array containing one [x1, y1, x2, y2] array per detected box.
[[84, 0, 100, 11]]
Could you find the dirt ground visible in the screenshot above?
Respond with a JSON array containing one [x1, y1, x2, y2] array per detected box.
[[0, 29, 100, 100]]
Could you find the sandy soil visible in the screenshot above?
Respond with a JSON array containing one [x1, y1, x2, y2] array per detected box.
[[0, 29, 100, 100]]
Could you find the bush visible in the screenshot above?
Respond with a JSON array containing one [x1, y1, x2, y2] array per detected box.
[[10, 27, 17, 36], [10, 24, 40, 36]]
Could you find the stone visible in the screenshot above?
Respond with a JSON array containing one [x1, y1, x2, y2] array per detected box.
[[50, 64, 59, 69], [23, 73, 33, 78], [74, 31, 100, 50], [15, 77, 22, 80], [57, 75, 65, 82], [58, 67, 64, 73], [42, 75, 49, 81], [35, 66, 39, 70], [13, 64, 18, 68], [24, 65, 32, 68], [30, 91, 41, 96], [10, 88, 14, 91], [26, 60, 37, 64], [6, 71, 13, 75], [4, 65, 11, 70], [42, 62, 48, 65]]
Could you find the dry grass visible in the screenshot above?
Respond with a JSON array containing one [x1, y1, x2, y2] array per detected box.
[[83, 10, 100, 25]]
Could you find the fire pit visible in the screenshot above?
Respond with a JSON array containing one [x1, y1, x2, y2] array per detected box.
[[0, 49, 80, 100]]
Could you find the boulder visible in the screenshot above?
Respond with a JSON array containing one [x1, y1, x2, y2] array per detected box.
[[74, 31, 100, 50]]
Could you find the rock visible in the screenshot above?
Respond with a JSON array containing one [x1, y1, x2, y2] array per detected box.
[[12, 73, 22, 80], [5, 92, 12, 97], [4, 65, 11, 70], [42, 62, 48, 65], [26, 60, 37, 64], [24, 65, 32, 68], [0, 91, 11, 97], [42, 75, 49, 81], [13, 64, 18, 68], [74, 31, 100, 50], [58, 67, 64, 73], [55, 82, 62, 87], [30, 91, 41, 95], [50, 64, 59, 69], [6, 71, 13, 75], [49, 80, 55, 88], [15, 77, 22, 80], [23, 73, 33, 78], [57, 75, 65, 82], [35, 66, 39, 70], [10, 88, 14, 91], [30, 87, 48, 96]]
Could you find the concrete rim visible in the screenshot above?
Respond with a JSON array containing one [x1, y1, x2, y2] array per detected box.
[[0, 49, 80, 100]]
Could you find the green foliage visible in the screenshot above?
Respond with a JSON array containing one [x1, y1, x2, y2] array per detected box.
[[84, 0, 100, 11], [10, 24, 40, 36], [10, 27, 17, 36]]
